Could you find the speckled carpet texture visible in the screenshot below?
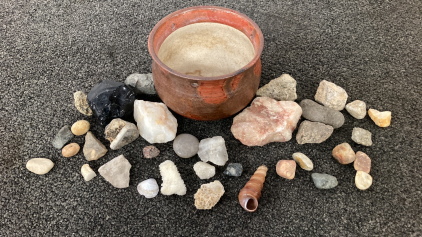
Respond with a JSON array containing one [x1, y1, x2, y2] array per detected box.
[[1, 0, 421, 236]]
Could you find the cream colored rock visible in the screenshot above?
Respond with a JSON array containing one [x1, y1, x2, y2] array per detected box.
[[292, 152, 313, 171], [83, 132, 107, 161], [81, 164, 96, 181], [368, 109, 391, 127], [159, 160, 186, 195], [194, 180, 225, 210], [315, 80, 348, 111], [71, 120, 90, 136], [74, 91, 93, 116], [355, 171, 373, 190], [62, 143, 80, 157], [345, 100, 366, 119], [276, 160, 296, 179], [98, 155, 131, 188], [26, 158, 54, 175], [193, 162, 216, 179]]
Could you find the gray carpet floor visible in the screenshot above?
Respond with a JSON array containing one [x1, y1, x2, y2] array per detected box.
[[1, 0, 422, 236]]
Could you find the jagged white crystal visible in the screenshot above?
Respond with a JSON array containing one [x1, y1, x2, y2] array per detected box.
[[198, 136, 229, 166], [81, 164, 96, 181], [133, 100, 177, 144], [137, 178, 159, 198], [98, 155, 131, 188], [193, 162, 216, 179], [159, 160, 186, 195]]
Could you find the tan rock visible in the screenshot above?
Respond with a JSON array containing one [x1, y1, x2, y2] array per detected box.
[[26, 158, 54, 175], [332, 143, 355, 164], [62, 143, 80, 157], [256, 74, 297, 101], [355, 171, 373, 190], [354, 151, 371, 173], [292, 152, 313, 171], [276, 160, 296, 179], [74, 91, 93, 116], [315, 80, 348, 111], [81, 164, 96, 181], [368, 109, 391, 127], [83, 132, 107, 161], [71, 120, 90, 136], [194, 180, 225, 210]]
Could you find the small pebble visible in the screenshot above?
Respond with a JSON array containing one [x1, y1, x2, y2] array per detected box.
[[292, 152, 313, 171], [173, 134, 199, 158], [52, 125, 74, 149], [74, 91, 93, 116], [345, 100, 366, 119], [255, 74, 297, 101], [193, 161, 216, 179], [137, 178, 159, 198], [223, 163, 243, 177], [296, 120, 334, 144], [332, 143, 356, 164], [81, 164, 96, 181], [71, 120, 90, 136], [26, 158, 54, 175], [104, 119, 139, 150], [368, 109, 391, 127], [143, 145, 160, 158], [62, 143, 80, 157], [311, 173, 338, 189], [351, 127, 372, 146], [355, 171, 373, 190], [300, 99, 345, 128], [354, 151, 371, 173], [314, 80, 348, 111], [276, 160, 296, 180], [83, 132, 107, 161]]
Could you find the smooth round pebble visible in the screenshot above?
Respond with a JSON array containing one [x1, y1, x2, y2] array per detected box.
[[26, 158, 54, 175], [292, 152, 313, 171], [137, 178, 159, 198], [355, 171, 373, 190], [173, 133, 199, 158], [311, 173, 338, 189], [71, 120, 90, 136], [62, 143, 80, 157]]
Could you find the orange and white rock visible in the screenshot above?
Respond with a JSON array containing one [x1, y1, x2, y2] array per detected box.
[[368, 109, 391, 127]]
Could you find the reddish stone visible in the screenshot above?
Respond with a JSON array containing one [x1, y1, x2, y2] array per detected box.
[[276, 160, 296, 180], [143, 145, 160, 158], [354, 151, 371, 173], [332, 143, 355, 164]]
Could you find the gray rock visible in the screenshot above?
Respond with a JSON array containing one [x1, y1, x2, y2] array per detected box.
[[314, 80, 348, 111], [256, 74, 297, 101], [296, 120, 334, 145], [83, 132, 107, 161], [104, 119, 139, 150], [125, 73, 156, 95], [311, 173, 338, 189], [98, 155, 131, 188], [52, 125, 74, 149], [300, 99, 344, 128], [345, 100, 366, 119], [173, 133, 199, 158], [74, 91, 93, 116], [351, 127, 372, 146], [223, 163, 243, 177]]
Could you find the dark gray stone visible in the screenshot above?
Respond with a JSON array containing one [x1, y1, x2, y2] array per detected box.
[[223, 163, 243, 177], [300, 99, 345, 128], [311, 173, 338, 189], [52, 125, 74, 149]]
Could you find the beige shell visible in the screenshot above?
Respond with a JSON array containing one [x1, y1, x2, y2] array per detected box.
[[238, 165, 268, 212]]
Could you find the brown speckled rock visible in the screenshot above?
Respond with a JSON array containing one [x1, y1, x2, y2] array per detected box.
[[143, 145, 160, 158], [368, 109, 391, 127], [62, 143, 80, 157], [296, 120, 334, 145], [354, 151, 371, 173], [276, 160, 296, 179], [332, 143, 355, 164]]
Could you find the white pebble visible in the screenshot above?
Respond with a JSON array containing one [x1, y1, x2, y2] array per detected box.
[[81, 164, 96, 181], [26, 158, 54, 175], [193, 162, 216, 179], [355, 171, 373, 190], [198, 136, 228, 166]]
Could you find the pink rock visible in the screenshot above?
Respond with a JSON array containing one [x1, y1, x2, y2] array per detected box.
[[354, 151, 371, 173], [231, 97, 302, 146]]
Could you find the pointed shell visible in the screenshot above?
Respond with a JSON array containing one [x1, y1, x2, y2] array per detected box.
[[238, 165, 268, 212]]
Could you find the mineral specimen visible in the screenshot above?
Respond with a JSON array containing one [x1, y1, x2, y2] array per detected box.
[[62, 143, 80, 157], [159, 160, 186, 195], [276, 160, 296, 179], [223, 163, 243, 177], [355, 171, 373, 190], [137, 178, 159, 198], [300, 99, 344, 128], [81, 164, 96, 181], [83, 132, 107, 161], [368, 109, 391, 127], [351, 127, 373, 146], [74, 91, 93, 116], [292, 152, 313, 171], [125, 73, 156, 95], [354, 151, 371, 173], [311, 173, 338, 189], [98, 155, 131, 188], [231, 97, 302, 146], [194, 180, 225, 210], [193, 162, 216, 179], [104, 118, 139, 150], [133, 100, 177, 144], [173, 133, 199, 158], [52, 125, 74, 149], [345, 100, 366, 119], [314, 80, 348, 111], [26, 158, 54, 175], [332, 143, 355, 164], [143, 145, 160, 158], [296, 120, 334, 144], [255, 74, 297, 101], [198, 136, 229, 166], [71, 120, 90, 136]]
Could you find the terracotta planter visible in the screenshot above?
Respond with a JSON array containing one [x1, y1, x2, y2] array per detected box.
[[148, 6, 264, 120]]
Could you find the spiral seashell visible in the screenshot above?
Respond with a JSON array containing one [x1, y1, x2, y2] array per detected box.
[[238, 165, 268, 212]]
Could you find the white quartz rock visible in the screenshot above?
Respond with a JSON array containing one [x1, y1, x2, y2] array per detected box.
[[98, 155, 131, 188], [133, 100, 178, 144], [193, 162, 216, 179], [26, 158, 54, 175], [159, 160, 186, 195], [198, 136, 228, 166], [81, 164, 96, 181], [137, 178, 159, 198]]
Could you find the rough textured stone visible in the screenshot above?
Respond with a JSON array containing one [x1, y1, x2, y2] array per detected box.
[[355, 171, 373, 190], [276, 160, 296, 179], [193, 162, 216, 179], [74, 91, 93, 116], [311, 173, 338, 189], [81, 164, 96, 181], [104, 118, 126, 142], [256, 74, 297, 101], [159, 160, 186, 196], [352, 127, 373, 146], [143, 145, 160, 158], [71, 120, 90, 136], [300, 99, 345, 128], [62, 143, 80, 157], [125, 73, 156, 95], [223, 163, 243, 177], [231, 97, 302, 146], [198, 136, 228, 166], [332, 143, 356, 164], [98, 155, 131, 188], [296, 120, 334, 144], [345, 100, 366, 119], [104, 119, 139, 150], [26, 158, 54, 175], [83, 132, 107, 161], [133, 100, 177, 143], [52, 125, 74, 149], [173, 134, 199, 158], [194, 180, 225, 210], [292, 152, 313, 171], [137, 178, 159, 198], [354, 151, 371, 173], [314, 80, 348, 111], [368, 109, 391, 127]]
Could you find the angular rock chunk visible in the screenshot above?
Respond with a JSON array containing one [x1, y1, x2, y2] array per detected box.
[[98, 155, 131, 188], [159, 160, 186, 195], [354, 151, 371, 173], [345, 100, 366, 119], [193, 162, 216, 179], [143, 145, 160, 158], [256, 74, 297, 101], [351, 127, 372, 146], [296, 120, 334, 144], [173, 134, 199, 158], [276, 160, 296, 179], [312, 173, 338, 189], [198, 136, 229, 166], [315, 80, 348, 111], [104, 118, 139, 150], [133, 100, 177, 143], [194, 180, 225, 210], [52, 125, 74, 149], [137, 178, 159, 198], [300, 99, 344, 128], [231, 97, 302, 146], [71, 120, 90, 136], [292, 152, 313, 171], [81, 164, 96, 181], [83, 132, 107, 161], [368, 109, 391, 127], [125, 73, 156, 95], [74, 91, 93, 116], [332, 143, 355, 164], [355, 171, 373, 190], [223, 163, 243, 177], [26, 158, 54, 175]]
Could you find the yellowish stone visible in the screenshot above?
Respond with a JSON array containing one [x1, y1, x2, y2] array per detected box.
[[355, 171, 373, 190], [368, 109, 391, 127], [71, 120, 90, 136], [62, 143, 80, 157], [276, 160, 296, 179], [292, 152, 313, 171]]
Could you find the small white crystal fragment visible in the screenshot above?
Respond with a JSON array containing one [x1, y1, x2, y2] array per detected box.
[[137, 178, 159, 198], [26, 158, 54, 175], [159, 160, 187, 195], [198, 136, 229, 166], [193, 162, 216, 179], [81, 164, 96, 181], [98, 155, 131, 188]]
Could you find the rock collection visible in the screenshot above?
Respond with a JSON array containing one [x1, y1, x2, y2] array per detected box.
[[98, 155, 131, 188], [351, 127, 372, 146], [296, 120, 333, 144], [255, 74, 297, 101]]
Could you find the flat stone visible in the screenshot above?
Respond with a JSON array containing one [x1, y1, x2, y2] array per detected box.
[[133, 100, 177, 143], [193, 161, 216, 179], [173, 134, 199, 158], [159, 160, 187, 195], [71, 120, 90, 136], [125, 73, 156, 95], [332, 143, 355, 164], [256, 74, 297, 101], [62, 143, 80, 157], [345, 100, 366, 119], [355, 171, 373, 190], [26, 158, 54, 175], [354, 151, 371, 173], [194, 180, 225, 210], [311, 173, 338, 189], [300, 99, 344, 128], [231, 97, 302, 146], [198, 136, 228, 166], [98, 155, 131, 188], [368, 109, 391, 127], [143, 145, 160, 158], [314, 80, 348, 111], [276, 160, 296, 179], [137, 178, 159, 198], [352, 127, 372, 146], [52, 125, 74, 149], [223, 163, 243, 177], [81, 164, 96, 181], [104, 119, 139, 150], [74, 91, 93, 116], [292, 152, 313, 171], [296, 120, 334, 145], [83, 132, 107, 161]]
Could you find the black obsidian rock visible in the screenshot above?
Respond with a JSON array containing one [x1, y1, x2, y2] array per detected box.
[[87, 80, 136, 126]]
